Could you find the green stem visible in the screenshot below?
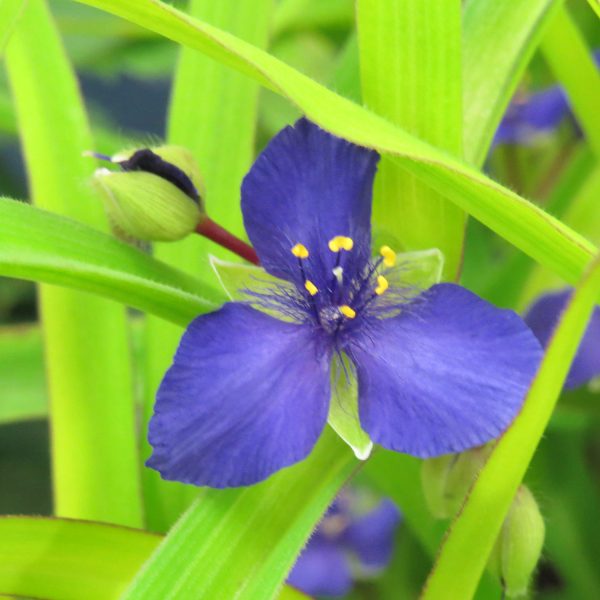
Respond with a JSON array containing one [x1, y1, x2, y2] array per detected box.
[[5, 0, 142, 527]]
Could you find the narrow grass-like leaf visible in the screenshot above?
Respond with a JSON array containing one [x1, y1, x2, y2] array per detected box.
[[0, 325, 46, 424], [540, 5, 600, 158], [122, 430, 356, 600], [74, 0, 596, 289], [463, 0, 562, 166], [357, 0, 464, 279], [4, 0, 143, 526], [142, 0, 273, 532], [0, 517, 160, 600], [0, 517, 304, 600], [0, 199, 223, 326], [0, 0, 25, 56], [422, 252, 600, 599]]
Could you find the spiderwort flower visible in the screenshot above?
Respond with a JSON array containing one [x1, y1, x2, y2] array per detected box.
[[148, 118, 542, 488], [525, 288, 600, 389], [287, 490, 401, 597]]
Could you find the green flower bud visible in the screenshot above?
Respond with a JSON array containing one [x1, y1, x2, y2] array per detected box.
[[92, 146, 205, 242], [488, 485, 545, 598], [421, 445, 492, 519]]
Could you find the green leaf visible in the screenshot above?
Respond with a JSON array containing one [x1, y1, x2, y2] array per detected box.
[[121, 430, 356, 600], [0, 517, 304, 600], [0, 326, 47, 424], [74, 0, 596, 292], [540, 5, 600, 158], [463, 0, 563, 166], [0, 199, 224, 326], [422, 251, 600, 599], [142, 0, 274, 533], [0, 516, 160, 600], [357, 0, 464, 280], [0, 0, 25, 56], [4, 0, 142, 527]]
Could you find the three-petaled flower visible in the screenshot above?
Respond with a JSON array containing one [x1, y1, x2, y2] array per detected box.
[[148, 118, 542, 488]]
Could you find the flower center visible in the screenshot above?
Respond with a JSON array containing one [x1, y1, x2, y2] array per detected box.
[[289, 237, 397, 334]]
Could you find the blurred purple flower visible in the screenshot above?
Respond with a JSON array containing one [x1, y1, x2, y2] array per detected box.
[[288, 492, 401, 597], [147, 118, 542, 488], [494, 50, 600, 145], [525, 288, 600, 389]]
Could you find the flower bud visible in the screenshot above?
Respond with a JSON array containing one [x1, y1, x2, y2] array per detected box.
[[421, 445, 492, 519], [488, 485, 545, 598], [92, 146, 205, 242]]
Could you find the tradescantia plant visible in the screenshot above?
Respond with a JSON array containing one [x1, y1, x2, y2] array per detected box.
[[0, 1, 599, 599]]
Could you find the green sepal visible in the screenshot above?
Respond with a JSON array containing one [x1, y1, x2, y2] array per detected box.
[[328, 353, 373, 460]]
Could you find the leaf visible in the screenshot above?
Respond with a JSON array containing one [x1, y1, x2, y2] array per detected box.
[[0, 517, 305, 600], [0, 516, 160, 600], [0, 0, 25, 56], [0, 199, 224, 326], [463, 0, 563, 166], [121, 430, 356, 600], [357, 0, 464, 279], [4, 0, 141, 527], [422, 252, 600, 599], [74, 0, 596, 292]]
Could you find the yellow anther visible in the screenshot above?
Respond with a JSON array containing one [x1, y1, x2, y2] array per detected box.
[[339, 305, 356, 319], [304, 280, 318, 296], [379, 245, 396, 267], [375, 275, 389, 295], [291, 243, 309, 259], [328, 236, 354, 252]]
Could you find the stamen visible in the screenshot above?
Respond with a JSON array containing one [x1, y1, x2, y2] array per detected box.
[[375, 275, 389, 295], [328, 236, 354, 252], [291, 243, 309, 259], [339, 305, 356, 319], [304, 280, 318, 296], [332, 266, 344, 285], [380, 245, 396, 267]]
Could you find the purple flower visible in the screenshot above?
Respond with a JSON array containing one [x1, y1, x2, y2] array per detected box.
[[147, 118, 542, 488], [288, 491, 401, 597], [494, 50, 600, 145], [525, 288, 600, 389]]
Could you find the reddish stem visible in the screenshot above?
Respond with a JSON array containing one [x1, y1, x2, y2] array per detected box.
[[195, 217, 260, 265]]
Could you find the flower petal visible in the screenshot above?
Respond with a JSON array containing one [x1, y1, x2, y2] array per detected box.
[[287, 539, 352, 597], [346, 283, 542, 457], [524, 288, 600, 389], [147, 302, 332, 487], [342, 499, 401, 571], [241, 118, 379, 288]]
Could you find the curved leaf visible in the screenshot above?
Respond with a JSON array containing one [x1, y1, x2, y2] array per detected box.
[[0, 199, 224, 326], [74, 0, 596, 289], [0, 517, 305, 600]]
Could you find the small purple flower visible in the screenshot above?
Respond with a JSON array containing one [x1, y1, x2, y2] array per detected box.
[[147, 118, 542, 488], [288, 491, 401, 597], [494, 50, 600, 145], [525, 288, 600, 389]]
